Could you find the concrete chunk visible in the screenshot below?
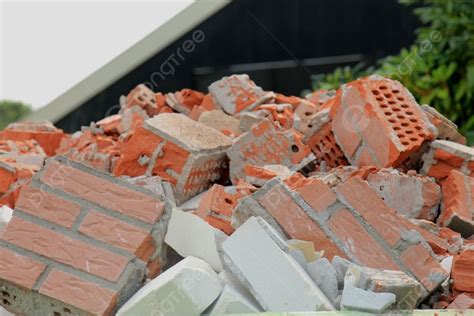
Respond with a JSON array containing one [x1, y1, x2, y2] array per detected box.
[[0, 205, 13, 233], [165, 209, 226, 272], [307, 258, 340, 307], [117, 256, 222, 316], [222, 216, 334, 312], [340, 285, 396, 313]]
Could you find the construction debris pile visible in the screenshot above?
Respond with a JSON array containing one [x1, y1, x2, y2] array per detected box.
[[0, 74, 473, 315]]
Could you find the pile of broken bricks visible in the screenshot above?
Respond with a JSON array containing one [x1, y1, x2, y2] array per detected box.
[[0, 73, 473, 315]]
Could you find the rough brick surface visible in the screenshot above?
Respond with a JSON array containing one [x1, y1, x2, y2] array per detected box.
[[209, 74, 275, 114], [233, 175, 448, 295], [0, 121, 64, 156], [0, 157, 172, 315], [228, 119, 315, 183], [438, 170, 474, 237], [452, 250, 474, 293], [330, 76, 436, 168], [421, 140, 474, 180], [114, 113, 232, 203]]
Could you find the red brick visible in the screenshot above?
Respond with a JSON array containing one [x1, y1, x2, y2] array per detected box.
[[330, 77, 435, 168], [336, 176, 412, 246], [452, 250, 474, 293], [327, 208, 400, 270], [290, 177, 337, 212], [447, 293, 474, 309], [258, 185, 345, 259], [42, 160, 165, 224], [79, 210, 156, 261], [400, 244, 449, 292], [306, 121, 349, 169], [39, 269, 117, 315], [15, 184, 81, 228], [1, 217, 128, 282], [0, 247, 46, 289]]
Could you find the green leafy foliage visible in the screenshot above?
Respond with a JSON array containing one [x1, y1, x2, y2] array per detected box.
[[0, 100, 32, 129], [313, 0, 474, 139]]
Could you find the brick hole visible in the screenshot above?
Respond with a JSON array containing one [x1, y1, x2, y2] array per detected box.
[[402, 141, 410, 146], [409, 118, 418, 124], [384, 111, 392, 116], [376, 97, 384, 101], [384, 93, 392, 98], [392, 89, 400, 94], [330, 148, 336, 154], [388, 100, 396, 105], [151, 98, 156, 104], [380, 85, 388, 90], [414, 125, 422, 130], [3, 299, 10, 306], [410, 137, 419, 142], [304, 111, 313, 116], [405, 110, 414, 116], [394, 126, 401, 131], [291, 145, 299, 153], [406, 130, 414, 135], [392, 107, 401, 112], [224, 198, 233, 204], [388, 118, 397, 123], [397, 114, 405, 120], [397, 97, 405, 101], [1, 291, 10, 298], [372, 90, 380, 95], [63, 308, 72, 314], [401, 122, 409, 127], [307, 123, 313, 129], [397, 133, 406, 139], [138, 96, 145, 102], [419, 132, 426, 137], [380, 104, 389, 109], [54, 312, 61, 316], [401, 104, 409, 109]]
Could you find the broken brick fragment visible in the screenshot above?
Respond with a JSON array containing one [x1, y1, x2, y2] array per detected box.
[[438, 170, 474, 238], [209, 74, 275, 114], [0, 121, 64, 156], [329, 76, 436, 168], [422, 104, 466, 145], [124, 84, 171, 116], [447, 293, 474, 309], [421, 140, 474, 180], [0, 157, 172, 315], [452, 250, 474, 293], [114, 113, 232, 204], [227, 119, 315, 183], [166, 89, 205, 114], [366, 168, 441, 221]]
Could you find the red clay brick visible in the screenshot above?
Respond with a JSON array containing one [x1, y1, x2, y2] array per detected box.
[[400, 244, 449, 292], [258, 184, 345, 259], [452, 250, 474, 293], [327, 208, 400, 270], [15, 184, 81, 228], [330, 76, 435, 168], [1, 217, 128, 282], [42, 160, 165, 224], [39, 269, 117, 315], [290, 177, 337, 212], [0, 247, 46, 289], [79, 210, 156, 261]]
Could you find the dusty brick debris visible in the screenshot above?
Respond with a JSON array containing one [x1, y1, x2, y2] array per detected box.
[[0, 74, 473, 315]]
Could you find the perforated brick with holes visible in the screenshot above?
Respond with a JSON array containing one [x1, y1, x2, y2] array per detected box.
[[329, 75, 437, 168]]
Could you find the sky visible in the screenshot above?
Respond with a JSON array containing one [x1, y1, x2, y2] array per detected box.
[[0, 0, 194, 109]]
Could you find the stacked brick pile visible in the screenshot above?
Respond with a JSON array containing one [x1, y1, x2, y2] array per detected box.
[[0, 74, 473, 315]]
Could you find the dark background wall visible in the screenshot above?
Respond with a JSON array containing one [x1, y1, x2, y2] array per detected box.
[[57, 0, 419, 132]]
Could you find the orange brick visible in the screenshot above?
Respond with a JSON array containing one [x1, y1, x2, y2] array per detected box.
[[1, 217, 128, 282], [0, 247, 46, 289], [39, 270, 117, 315], [79, 210, 156, 261], [330, 76, 435, 168], [42, 160, 165, 224], [15, 184, 81, 228], [452, 250, 474, 293], [327, 208, 400, 270], [257, 184, 345, 259]]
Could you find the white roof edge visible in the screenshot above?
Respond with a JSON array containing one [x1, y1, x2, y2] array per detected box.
[[26, 0, 231, 123]]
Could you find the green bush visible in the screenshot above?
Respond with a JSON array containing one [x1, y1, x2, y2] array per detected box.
[[313, 0, 474, 143], [0, 100, 32, 130]]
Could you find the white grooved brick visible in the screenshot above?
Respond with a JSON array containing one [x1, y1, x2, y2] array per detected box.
[[222, 216, 334, 312], [117, 256, 222, 316], [165, 209, 226, 272]]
